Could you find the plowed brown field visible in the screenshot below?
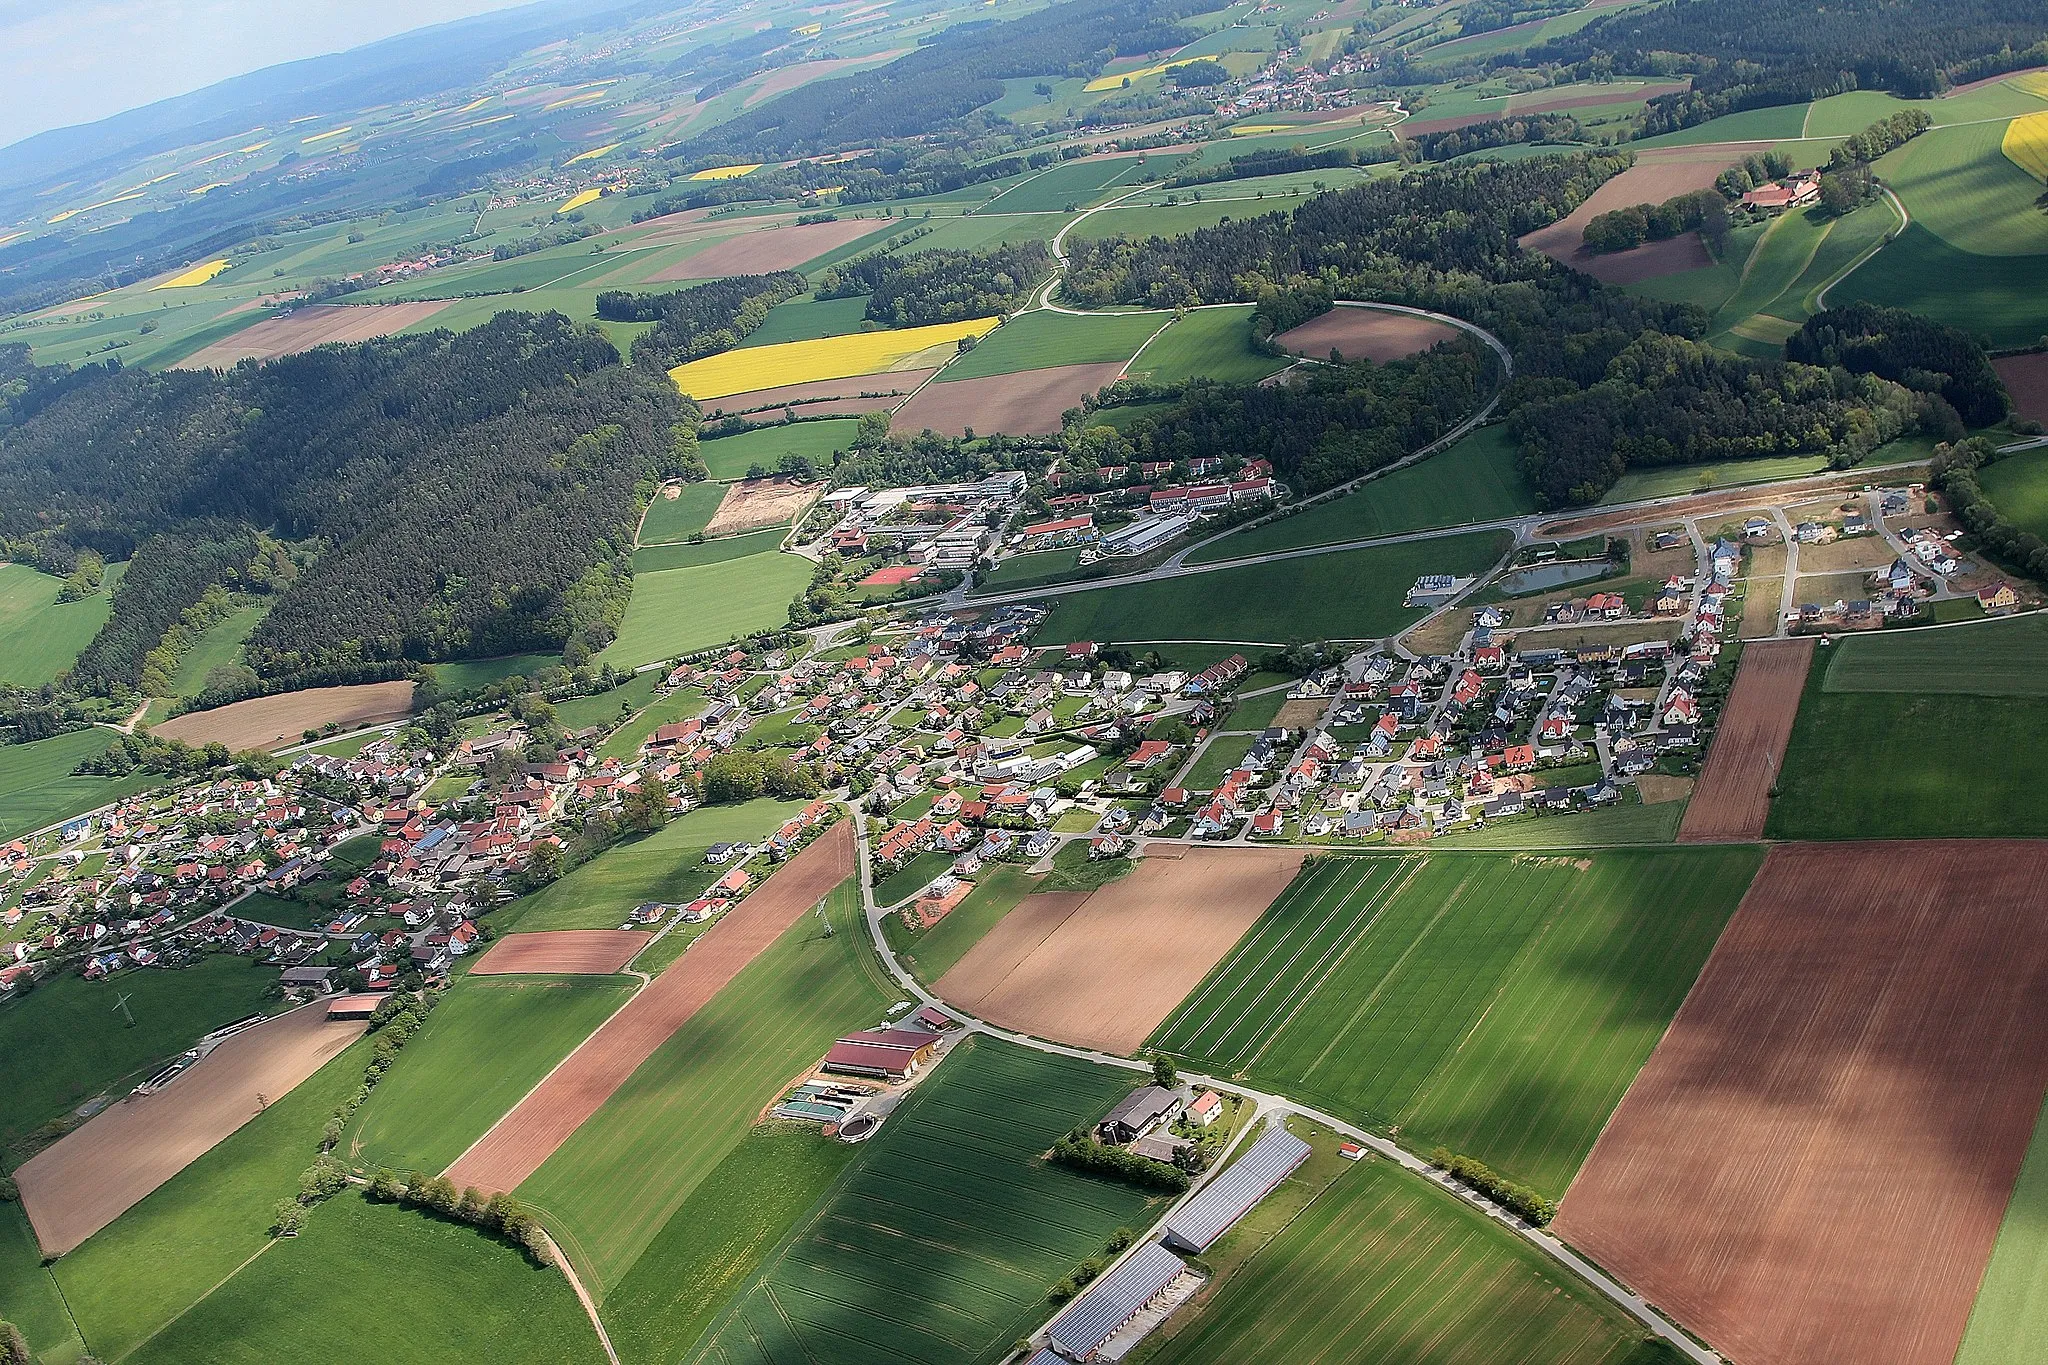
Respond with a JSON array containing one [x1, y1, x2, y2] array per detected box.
[[935, 847, 1303, 1053], [1675, 638, 1811, 841], [700, 369, 936, 419], [1272, 308, 1459, 362], [444, 821, 853, 1194], [1517, 147, 1742, 283], [15, 1004, 366, 1254], [1555, 841, 2048, 1365], [891, 362, 1127, 437], [154, 681, 415, 752], [173, 301, 454, 368], [471, 930, 650, 975], [651, 218, 888, 279]]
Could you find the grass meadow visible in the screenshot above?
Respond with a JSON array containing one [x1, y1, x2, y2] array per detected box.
[[1152, 848, 1763, 1195], [1600, 453, 1832, 504], [126, 1193, 602, 1365], [940, 309, 1164, 379], [1820, 612, 2048, 694], [1139, 1145, 1673, 1365], [874, 849, 955, 906], [599, 551, 812, 669], [1125, 304, 1290, 386], [1631, 103, 1811, 148], [0, 1198, 83, 1363], [736, 295, 871, 349], [638, 482, 729, 544], [0, 728, 164, 838], [980, 156, 1149, 213], [1037, 529, 1511, 645], [595, 685, 704, 763], [632, 529, 786, 574], [1956, 1092, 2048, 1365], [166, 602, 267, 699], [1186, 426, 1536, 564], [0, 954, 280, 1157], [0, 563, 115, 687], [346, 973, 635, 1177], [686, 1037, 1166, 1365], [699, 419, 859, 480], [515, 880, 892, 1297], [1979, 448, 2048, 542]]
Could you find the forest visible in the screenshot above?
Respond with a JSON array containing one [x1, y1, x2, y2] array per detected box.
[[596, 273, 806, 371], [815, 241, 1052, 326], [1786, 304, 2008, 429]]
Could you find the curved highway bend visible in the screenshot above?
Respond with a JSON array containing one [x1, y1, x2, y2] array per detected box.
[[846, 813, 1725, 1365]]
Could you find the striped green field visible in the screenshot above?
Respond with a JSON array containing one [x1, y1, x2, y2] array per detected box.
[[0, 562, 115, 687], [1125, 304, 1290, 386], [940, 309, 1164, 379], [598, 549, 812, 669], [1151, 848, 1763, 1195], [1820, 612, 2048, 696], [685, 1036, 1166, 1365], [1956, 1093, 2048, 1365]]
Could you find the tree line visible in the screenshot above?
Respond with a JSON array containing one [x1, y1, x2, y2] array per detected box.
[[1933, 436, 2048, 582], [815, 240, 1051, 326], [595, 272, 807, 371]]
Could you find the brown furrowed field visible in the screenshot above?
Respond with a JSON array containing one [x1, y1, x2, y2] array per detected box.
[[470, 930, 650, 975], [173, 301, 454, 368], [650, 217, 887, 279], [1994, 352, 2048, 426], [1555, 840, 2048, 1365], [698, 368, 937, 420], [443, 821, 853, 1194], [701, 476, 819, 535], [1518, 147, 1741, 283], [1272, 308, 1459, 362], [890, 361, 1126, 437], [153, 681, 415, 751], [1676, 639, 1811, 841], [15, 1004, 366, 1254], [935, 847, 1303, 1053]]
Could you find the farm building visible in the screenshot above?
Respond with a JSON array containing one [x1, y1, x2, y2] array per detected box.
[[1045, 1241, 1196, 1361], [324, 995, 381, 1020], [1097, 1084, 1186, 1143], [1160, 1125, 1311, 1253], [823, 1026, 939, 1080]]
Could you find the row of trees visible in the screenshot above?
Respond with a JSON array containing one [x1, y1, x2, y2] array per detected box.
[[1427, 1147, 1557, 1224], [1932, 436, 2048, 582], [1049, 1131, 1192, 1192], [815, 240, 1052, 326]]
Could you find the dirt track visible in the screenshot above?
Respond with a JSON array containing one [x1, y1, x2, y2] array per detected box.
[[471, 930, 651, 976], [444, 821, 854, 1195], [935, 847, 1304, 1054], [1675, 639, 1812, 841], [15, 1004, 365, 1255], [154, 681, 416, 752], [1556, 841, 2048, 1365], [1517, 148, 1742, 283], [652, 218, 887, 280], [173, 302, 454, 368], [1272, 310, 1459, 362], [891, 362, 1128, 437]]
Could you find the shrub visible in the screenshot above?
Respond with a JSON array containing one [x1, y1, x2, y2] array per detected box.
[[1427, 1146, 1557, 1224], [1049, 1135, 1191, 1192]]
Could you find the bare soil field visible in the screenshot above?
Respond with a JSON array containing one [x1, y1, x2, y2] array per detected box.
[[1633, 773, 1694, 804], [702, 476, 820, 536], [1556, 841, 2048, 1365], [471, 930, 651, 976], [154, 681, 415, 752], [1518, 148, 1742, 283], [444, 822, 853, 1195], [1994, 353, 2048, 426], [744, 50, 909, 105], [934, 847, 1304, 1054], [1675, 638, 1812, 841], [174, 302, 455, 368], [15, 1004, 366, 1255], [651, 218, 887, 280], [1794, 534, 1894, 574], [701, 369, 937, 420], [892, 362, 1127, 437], [1273, 698, 1329, 729], [1272, 308, 1459, 362]]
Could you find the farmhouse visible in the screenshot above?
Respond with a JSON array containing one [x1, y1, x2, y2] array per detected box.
[[1097, 1084, 1185, 1143], [823, 1026, 940, 1081]]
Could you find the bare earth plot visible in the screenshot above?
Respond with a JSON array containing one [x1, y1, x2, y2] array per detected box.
[[153, 681, 416, 751], [698, 368, 937, 420], [1271, 309, 1459, 361], [1994, 352, 2048, 426], [1675, 638, 1812, 842], [702, 476, 820, 536], [891, 362, 1127, 437], [650, 218, 887, 279], [444, 821, 853, 1195], [935, 847, 1304, 1054], [470, 930, 650, 976], [1518, 148, 1743, 284], [15, 1004, 367, 1255], [1556, 841, 2048, 1365], [172, 302, 455, 368]]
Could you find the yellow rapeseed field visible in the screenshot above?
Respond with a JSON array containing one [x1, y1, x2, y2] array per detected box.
[[2003, 110, 2048, 182], [1084, 59, 1200, 93], [152, 259, 231, 289], [300, 125, 352, 144], [566, 143, 621, 164], [47, 190, 143, 224], [668, 317, 1000, 399], [690, 163, 764, 181], [558, 188, 605, 214]]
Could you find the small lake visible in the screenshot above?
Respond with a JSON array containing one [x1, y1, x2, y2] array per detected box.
[[1495, 559, 1611, 595]]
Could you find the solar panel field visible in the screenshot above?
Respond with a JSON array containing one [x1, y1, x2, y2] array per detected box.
[[1150, 849, 1763, 1195], [685, 1036, 1167, 1365]]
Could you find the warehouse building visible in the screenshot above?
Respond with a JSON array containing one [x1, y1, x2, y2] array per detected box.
[[1044, 1241, 1194, 1361], [821, 1026, 938, 1081], [1160, 1125, 1312, 1253]]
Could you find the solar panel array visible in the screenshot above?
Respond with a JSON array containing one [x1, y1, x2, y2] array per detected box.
[[1161, 1125, 1312, 1253], [1046, 1241, 1187, 1358]]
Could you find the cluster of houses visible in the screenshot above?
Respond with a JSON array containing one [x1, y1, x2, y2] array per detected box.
[[821, 473, 1028, 569]]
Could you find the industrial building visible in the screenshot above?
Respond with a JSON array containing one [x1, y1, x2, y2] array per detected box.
[[1160, 1125, 1312, 1253], [1044, 1241, 1195, 1361]]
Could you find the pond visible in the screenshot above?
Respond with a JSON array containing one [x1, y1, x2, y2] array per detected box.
[[1495, 559, 1612, 595]]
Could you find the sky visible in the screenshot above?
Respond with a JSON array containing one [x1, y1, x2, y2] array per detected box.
[[0, 0, 539, 149]]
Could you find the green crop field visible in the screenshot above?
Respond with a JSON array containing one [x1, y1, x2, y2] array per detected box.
[[1187, 427, 1536, 564], [1600, 453, 1832, 503], [1036, 529, 1512, 645], [1153, 848, 1762, 1194], [1631, 103, 1812, 148], [516, 880, 891, 1297], [126, 1193, 602, 1365], [700, 419, 859, 480], [940, 309, 1164, 380], [0, 728, 162, 838], [599, 552, 812, 668], [1981, 448, 2048, 542], [0, 1198, 83, 1363], [980, 156, 1149, 213], [687, 1037, 1166, 1365], [1883, 120, 2048, 258], [1837, 221, 2048, 348], [604, 1123, 864, 1365], [633, 529, 786, 574], [1771, 623, 2048, 838], [1142, 1148, 1670, 1365], [737, 295, 871, 348], [888, 864, 1039, 985], [0, 954, 280, 1156], [52, 1036, 370, 1359], [1956, 1095, 2048, 1365], [347, 974, 634, 1176], [1627, 223, 1760, 313], [638, 482, 730, 545], [0, 563, 115, 687], [1125, 304, 1290, 386]]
